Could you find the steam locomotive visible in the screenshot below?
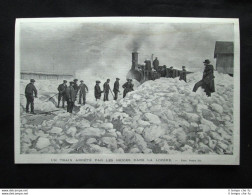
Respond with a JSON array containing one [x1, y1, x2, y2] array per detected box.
[[127, 52, 191, 83]]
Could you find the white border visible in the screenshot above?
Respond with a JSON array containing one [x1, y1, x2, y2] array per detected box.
[[15, 17, 240, 165]]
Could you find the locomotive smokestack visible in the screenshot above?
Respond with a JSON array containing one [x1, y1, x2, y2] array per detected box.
[[131, 52, 138, 70]]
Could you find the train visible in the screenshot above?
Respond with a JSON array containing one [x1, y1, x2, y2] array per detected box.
[[127, 51, 192, 83]]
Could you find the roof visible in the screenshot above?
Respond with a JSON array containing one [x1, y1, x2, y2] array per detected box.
[[214, 41, 234, 58], [21, 71, 73, 76]]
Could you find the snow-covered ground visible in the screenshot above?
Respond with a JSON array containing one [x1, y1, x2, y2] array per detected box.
[[20, 71, 234, 155]]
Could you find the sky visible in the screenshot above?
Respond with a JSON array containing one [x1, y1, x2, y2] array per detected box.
[[19, 21, 234, 79]]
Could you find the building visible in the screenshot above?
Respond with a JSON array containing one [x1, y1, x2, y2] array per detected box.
[[214, 41, 234, 75], [21, 71, 74, 80]]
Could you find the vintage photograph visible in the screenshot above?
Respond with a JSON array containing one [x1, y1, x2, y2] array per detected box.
[[15, 17, 240, 164]]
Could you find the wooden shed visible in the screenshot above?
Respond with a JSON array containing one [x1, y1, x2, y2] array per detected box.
[[214, 41, 234, 75], [21, 71, 74, 80]]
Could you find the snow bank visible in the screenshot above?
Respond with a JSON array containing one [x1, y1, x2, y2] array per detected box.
[[20, 71, 234, 155]]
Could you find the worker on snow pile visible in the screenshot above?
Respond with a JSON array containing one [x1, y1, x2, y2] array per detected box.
[[179, 66, 187, 82], [94, 80, 103, 101], [103, 79, 111, 101], [193, 59, 215, 97], [167, 66, 174, 78], [78, 80, 88, 105], [25, 79, 38, 114], [73, 79, 79, 98], [113, 78, 120, 100], [129, 79, 134, 92], [57, 80, 67, 108], [122, 79, 131, 98], [65, 81, 75, 113], [153, 57, 159, 71]]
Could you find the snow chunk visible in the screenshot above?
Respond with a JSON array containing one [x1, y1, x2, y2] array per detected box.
[[143, 125, 166, 142], [143, 113, 161, 124], [36, 137, 50, 149], [50, 127, 63, 134], [99, 123, 113, 130], [211, 103, 223, 114]]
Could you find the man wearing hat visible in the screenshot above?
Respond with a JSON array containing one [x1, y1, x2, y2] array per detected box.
[[65, 81, 75, 113], [103, 79, 111, 101], [113, 78, 120, 100], [193, 59, 215, 97], [153, 57, 159, 71], [73, 79, 79, 97], [25, 79, 38, 114], [78, 80, 89, 105], [179, 66, 187, 82], [94, 81, 103, 101], [122, 79, 131, 98], [57, 80, 67, 108], [167, 66, 174, 78]]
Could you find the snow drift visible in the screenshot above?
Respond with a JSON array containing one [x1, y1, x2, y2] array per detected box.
[[20, 71, 234, 155]]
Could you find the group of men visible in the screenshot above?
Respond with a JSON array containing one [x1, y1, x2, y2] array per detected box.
[[24, 59, 215, 114]]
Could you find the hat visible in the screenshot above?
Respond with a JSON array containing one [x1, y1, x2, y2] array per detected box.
[[96, 80, 101, 83], [182, 66, 185, 68], [30, 79, 35, 82], [73, 79, 78, 81], [107, 79, 110, 81], [203, 59, 210, 64], [116, 78, 120, 80], [80, 80, 83, 82], [63, 80, 67, 83], [127, 78, 130, 81], [170, 66, 173, 69], [70, 81, 74, 85]]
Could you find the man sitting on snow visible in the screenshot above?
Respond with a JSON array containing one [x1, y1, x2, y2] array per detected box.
[[193, 59, 215, 97]]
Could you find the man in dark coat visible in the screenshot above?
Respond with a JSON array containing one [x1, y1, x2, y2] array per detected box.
[[25, 79, 38, 114], [153, 57, 159, 71], [179, 66, 187, 82], [94, 81, 103, 101], [129, 79, 134, 92], [167, 66, 174, 78], [65, 82, 75, 113], [193, 59, 215, 97], [113, 78, 120, 100], [57, 80, 67, 108], [122, 79, 130, 98], [79, 80, 89, 105], [73, 79, 79, 97], [103, 79, 110, 101]]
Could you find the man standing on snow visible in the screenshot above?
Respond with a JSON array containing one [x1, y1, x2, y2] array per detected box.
[[122, 79, 130, 98], [153, 57, 159, 71], [103, 79, 110, 101], [79, 80, 88, 105], [65, 81, 75, 113], [73, 79, 79, 97], [179, 66, 187, 82], [57, 80, 67, 108], [167, 66, 174, 78], [94, 80, 103, 101], [113, 78, 120, 100], [25, 79, 38, 114], [193, 59, 215, 97], [129, 79, 134, 92]]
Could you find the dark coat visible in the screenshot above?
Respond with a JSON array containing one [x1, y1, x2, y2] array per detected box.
[[25, 83, 37, 97], [113, 81, 120, 93], [57, 83, 67, 95], [179, 70, 187, 82], [79, 83, 88, 94], [94, 84, 102, 98], [202, 64, 215, 93], [73, 83, 79, 92], [153, 59, 159, 70], [65, 86, 75, 102], [103, 82, 110, 93]]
